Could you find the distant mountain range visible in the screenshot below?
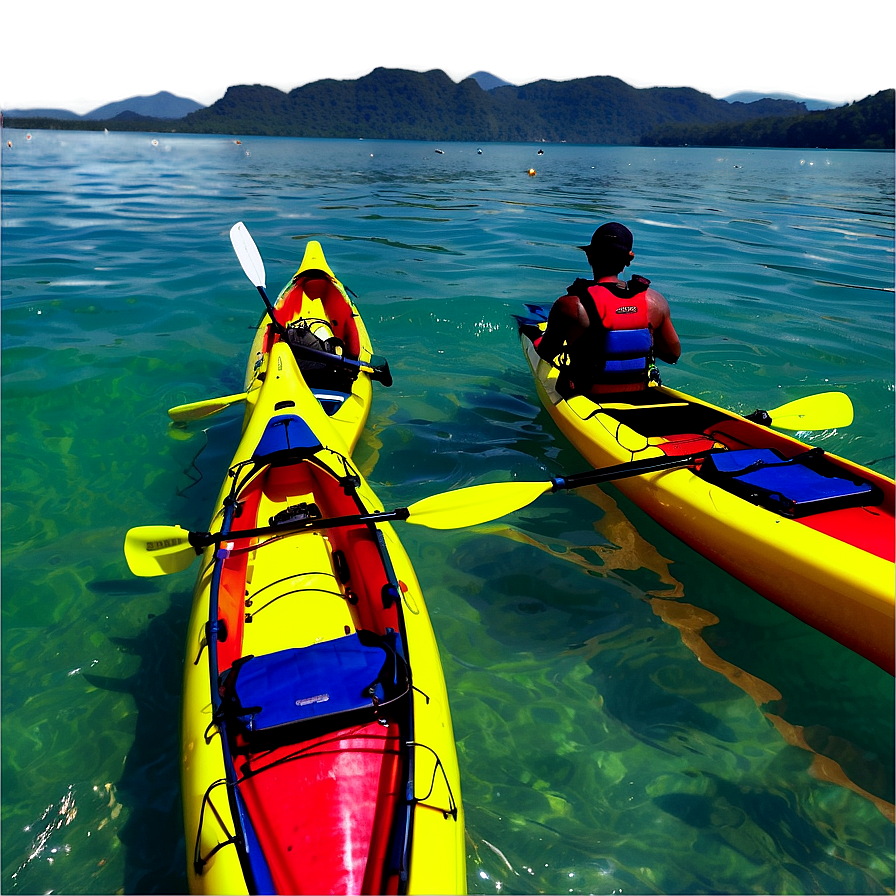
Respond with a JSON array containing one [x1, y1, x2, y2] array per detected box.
[[468, 71, 515, 91], [722, 91, 838, 111], [4, 73, 892, 149], [4, 90, 203, 121], [4, 80, 839, 120]]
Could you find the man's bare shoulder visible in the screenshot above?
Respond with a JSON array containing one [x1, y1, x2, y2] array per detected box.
[[552, 292, 585, 318], [645, 286, 671, 314]]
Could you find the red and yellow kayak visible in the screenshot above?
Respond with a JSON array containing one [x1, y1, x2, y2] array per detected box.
[[179, 339, 465, 894], [133, 238, 465, 893], [240, 238, 388, 456], [518, 310, 895, 674]]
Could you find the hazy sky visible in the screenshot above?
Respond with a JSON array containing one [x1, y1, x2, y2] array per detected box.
[[3, 0, 893, 114]]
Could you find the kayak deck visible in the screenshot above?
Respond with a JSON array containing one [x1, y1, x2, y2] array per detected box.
[[591, 393, 893, 561], [209, 449, 409, 893], [234, 721, 403, 894], [518, 315, 895, 672], [183, 345, 465, 894]]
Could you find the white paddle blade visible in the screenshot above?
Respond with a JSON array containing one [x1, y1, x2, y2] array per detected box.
[[230, 221, 266, 288], [406, 481, 553, 530]]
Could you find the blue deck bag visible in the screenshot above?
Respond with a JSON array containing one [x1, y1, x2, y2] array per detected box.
[[220, 630, 405, 743]]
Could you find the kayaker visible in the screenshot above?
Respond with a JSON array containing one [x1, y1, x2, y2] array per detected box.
[[536, 222, 681, 396]]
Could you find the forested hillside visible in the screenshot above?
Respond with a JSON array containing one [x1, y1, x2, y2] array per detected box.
[[6, 70, 892, 149], [641, 90, 894, 149], [6, 68, 806, 143]]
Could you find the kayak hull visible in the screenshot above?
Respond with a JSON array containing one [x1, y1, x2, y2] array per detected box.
[[179, 254, 465, 894], [520, 322, 895, 674]]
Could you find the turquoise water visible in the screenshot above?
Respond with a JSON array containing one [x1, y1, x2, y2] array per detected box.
[[2, 131, 894, 895]]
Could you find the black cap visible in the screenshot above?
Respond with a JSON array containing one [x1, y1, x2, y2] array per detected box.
[[578, 222, 634, 253]]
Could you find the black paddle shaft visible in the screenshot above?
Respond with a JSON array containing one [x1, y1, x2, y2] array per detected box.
[[550, 451, 715, 492], [187, 506, 411, 549], [256, 284, 289, 338], [256, 282, 392, 385], [286, 338, 392, 385]]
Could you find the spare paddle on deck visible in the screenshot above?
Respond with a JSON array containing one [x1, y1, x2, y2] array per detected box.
[[125, 450, 715, 576], [229, 222, 392, 386]]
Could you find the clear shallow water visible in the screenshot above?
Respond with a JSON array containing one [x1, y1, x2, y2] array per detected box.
[[2, 131, 894, 895]]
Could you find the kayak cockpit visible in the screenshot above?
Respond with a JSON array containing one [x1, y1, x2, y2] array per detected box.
[[591, 396, 894, 560], [196, 418, 417, 894]]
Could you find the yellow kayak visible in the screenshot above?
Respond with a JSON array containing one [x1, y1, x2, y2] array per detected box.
[[132, 229, 463, 893], [178, 340, 465, 894], [240, 237, 391, 456], [518, 309, 895, 674]]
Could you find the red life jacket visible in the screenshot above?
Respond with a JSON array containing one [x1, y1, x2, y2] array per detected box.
[[561, 276, 654, 395]]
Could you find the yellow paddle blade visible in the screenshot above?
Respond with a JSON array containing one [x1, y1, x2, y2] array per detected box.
[[124, 525, 198, 577], [406, 480, 553, 530], [768, 391, 854, 431], [168, 392, 247, 423]]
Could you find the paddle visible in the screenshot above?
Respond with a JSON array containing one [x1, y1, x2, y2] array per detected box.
[[167, 347, 393, 422], [167, 391, 250, 423], [748, 391, 853, 431], [229, 222, 392, 386], [125, 450, 715, 576]]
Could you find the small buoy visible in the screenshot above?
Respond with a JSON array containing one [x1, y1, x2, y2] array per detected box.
[[527, 168, 536, 176], [235, 139, 241, 145], [26, 133, 32, 140], [151, 139, 159, 146]]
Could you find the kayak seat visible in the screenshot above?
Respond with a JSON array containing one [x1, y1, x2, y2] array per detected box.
[[279, 272, 361, 359], [657, 433, 721, 457], [219, 630, 409, 750], [699, 448, 883, 518]]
